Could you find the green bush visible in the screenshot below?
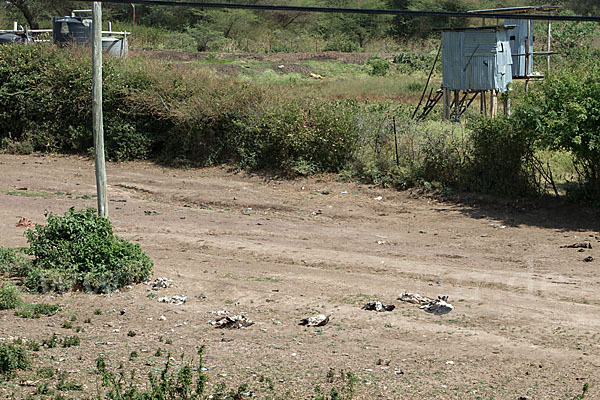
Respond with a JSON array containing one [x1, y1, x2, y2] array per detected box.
[[461, 116, 538, 196], [514, 65, 600, 203], [365, 56, 390, 77], [0, 343, 29, 378], [20, 208, 153, 293], [234, 100, 360, 175], [393, 52, 433, 74], [0, 282, 22, 310]]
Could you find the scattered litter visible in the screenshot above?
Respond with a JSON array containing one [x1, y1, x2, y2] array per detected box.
[[278, 65, 285, 69], [221, 338, 234, 342], [299, 314, 329, 327], [398, 293, 431, 305], [210, 310, 228, 316], [158, 315, 167, 321], [584, 256, 594, 262], [120, 309, 126, 315], [362, 301, 395, 312], [445, 361, 455, 365], [15, 217, 34, 228], [290, 353, 297, 357], [398, 293, 454, 315], [309, 72, 323, 79], [341, 191, 348, 195], [374, 196, 383, 201], [144, 277, 174, 290], [210, 315, 254, 329], [561, 242, 592, 249], [377, 241, 386, 245], [394, 370, 404, 375], [144, 210, 160, 215], [312, 210, 322, 216], [158, 295, 187, 305]]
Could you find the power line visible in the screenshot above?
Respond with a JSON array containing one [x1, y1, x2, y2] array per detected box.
[[92, 0, 600, 22]]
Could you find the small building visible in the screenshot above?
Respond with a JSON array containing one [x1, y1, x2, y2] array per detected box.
[[442, 27, 513, 92]]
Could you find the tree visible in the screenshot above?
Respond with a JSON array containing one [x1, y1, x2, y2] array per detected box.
[[387, 0, 471, 38], [3, 0, 85, 29]]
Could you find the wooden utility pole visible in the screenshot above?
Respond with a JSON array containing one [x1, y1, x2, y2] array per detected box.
[[93, 2, 109, 218]]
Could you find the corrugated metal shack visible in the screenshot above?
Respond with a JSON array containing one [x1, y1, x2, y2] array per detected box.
[[442, 27, 512, 92]]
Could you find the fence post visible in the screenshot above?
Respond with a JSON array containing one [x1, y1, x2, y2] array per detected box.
[[92, 2, 108, 218]]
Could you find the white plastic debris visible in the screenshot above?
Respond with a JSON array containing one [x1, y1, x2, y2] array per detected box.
[[144, 277, 174, 290], [157, 295, 187, 305], [299, 314, 329, 327], [398, 293, 454, 315], [209, 315, 254, 329], [362, 301, 395, 312]]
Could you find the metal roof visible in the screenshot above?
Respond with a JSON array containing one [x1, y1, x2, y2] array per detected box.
[[468, 6, 559, 15]]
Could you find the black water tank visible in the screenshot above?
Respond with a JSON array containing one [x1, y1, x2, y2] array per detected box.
[[0, 33, 27, 45], [52, 16, 92, 46]]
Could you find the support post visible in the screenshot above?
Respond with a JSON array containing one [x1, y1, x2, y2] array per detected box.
[[503, 93, 511, 116], [13, 21, 18, 31], [525, 19, 531, 92], [131, 4, 135, 47], [547, 20, 552, 72], [490, 89, 498, 118], [443, 88, 450, 121], [453, 90, 459, 121], [93, 2, 109, 218]]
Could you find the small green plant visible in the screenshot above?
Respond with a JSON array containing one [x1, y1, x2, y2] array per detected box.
[[21, 208, 153, 294], [75, 326, 84, 333], [129, 351, 138, 361], [14, 303, 60, 318], [366, 56, 390, 76], [26, 341, 40, 352], [0, 343, 29, 378], [94, 309, 102, 315], [84, 317, 91, 323], [42, 334, 59, 349], [70, 315, 77, 322], [0, 282, 22, 310], [61, 336, 80, 348], [165, 338, 173, 345], [62, 321, 73, 329], [96, 346, 208, 398], [127, 330, 136, 337], [56, 372, 84, 391], [154, 348, 163, 357]]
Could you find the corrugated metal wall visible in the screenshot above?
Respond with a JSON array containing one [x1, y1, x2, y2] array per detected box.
[[505, 19, 533, 78], [442, 29, 513, 91]]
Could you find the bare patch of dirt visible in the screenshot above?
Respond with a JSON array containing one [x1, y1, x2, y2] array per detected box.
[[0, 154, 599, 399]]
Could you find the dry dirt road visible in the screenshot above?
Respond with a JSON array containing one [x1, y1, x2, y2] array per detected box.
[[1, 153, 599, 399]]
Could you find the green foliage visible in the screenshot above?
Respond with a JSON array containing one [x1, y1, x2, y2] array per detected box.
[[461, 116, 538, 196], [393, 52, 434, 74], [20, 208, 153, 293], [388, 0, 471, 38], [235, 100, 360, 175], [14, 303, 60, 318], [515, 64, 600, 203], [61, 335, 80, 348], [96, 346, 209, 399], [0, 343, 29, 379], [0, 282, 22, 310], [0, 247, 32, 277], [366, 56, 390, 77]]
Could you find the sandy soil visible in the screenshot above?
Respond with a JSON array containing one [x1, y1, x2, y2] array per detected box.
[[0, 153, 599, 399]]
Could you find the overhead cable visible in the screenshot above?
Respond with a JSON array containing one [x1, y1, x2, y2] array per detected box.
[[91, 0, 600, 22]]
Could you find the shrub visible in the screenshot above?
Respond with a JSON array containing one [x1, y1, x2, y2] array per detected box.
[[96, 347, 208, 399], [21, 208, 153, 293], [461, 116, 538, 196], [393, 52, 433, 74], [14, 303, 60, 319], [0, 282, 22, 310], [0, 343, 29, 378], [365, 56, 390, 76], [514, 64, 600, 203], [234, 100, 360, 175]]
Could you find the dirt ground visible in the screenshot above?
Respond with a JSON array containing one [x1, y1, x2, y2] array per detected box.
[[0, 153, 599, 399]]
